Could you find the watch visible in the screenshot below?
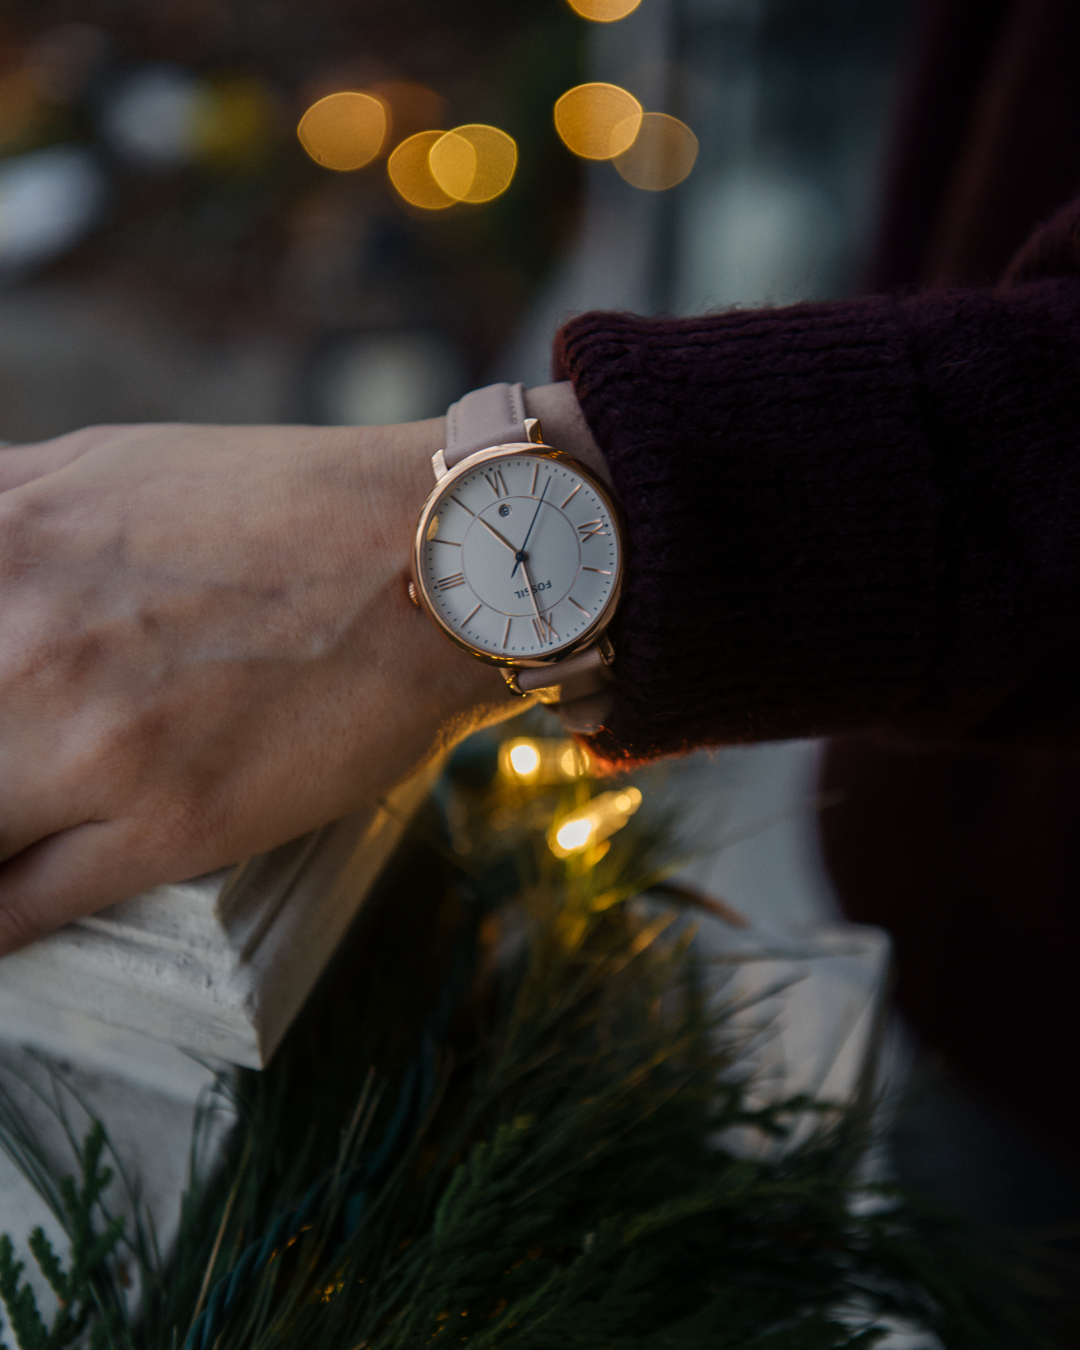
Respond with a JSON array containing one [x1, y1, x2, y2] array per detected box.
[[409, 382, 624, 722]]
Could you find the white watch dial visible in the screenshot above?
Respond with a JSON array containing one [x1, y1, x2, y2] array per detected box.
[[418, 451, 620, 660]]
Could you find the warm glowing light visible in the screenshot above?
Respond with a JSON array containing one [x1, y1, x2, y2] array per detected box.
[[566, 0, 643, 19], [560, 744, 589, 779], [556, 818, 594, 853], [554, 83, 642, 160], [297, 91, 387, 172], [612, 111, 697, 190], [508, 740, 542, 778], [548, 786, 643, 858], [429, 124, 517, 203], [387, 130, 456, 210], [499, 737, 593, 784]]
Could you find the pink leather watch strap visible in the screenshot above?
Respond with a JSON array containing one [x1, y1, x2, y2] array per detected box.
[[442, 381, 614, 735], [444, 382, 528, 467]]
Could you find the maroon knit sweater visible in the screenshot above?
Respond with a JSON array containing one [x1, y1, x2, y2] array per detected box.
[[553, 203, 1080, 764]]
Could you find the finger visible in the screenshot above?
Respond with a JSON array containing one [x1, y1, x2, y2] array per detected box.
[[0, 794, 96, 871], [0, 425, 129, 492], [0, 820, 178, 955]]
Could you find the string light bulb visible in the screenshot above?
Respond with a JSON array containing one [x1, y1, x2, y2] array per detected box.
[[548, 787, 642, 858], [499, 738, 592, 784]]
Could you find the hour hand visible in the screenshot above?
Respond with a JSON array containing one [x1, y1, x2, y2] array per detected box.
[[477, 515, 518, 553]]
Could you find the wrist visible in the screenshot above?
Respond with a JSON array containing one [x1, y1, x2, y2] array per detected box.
[[360, 418, 520, 726], [524, 382, 610, 484]]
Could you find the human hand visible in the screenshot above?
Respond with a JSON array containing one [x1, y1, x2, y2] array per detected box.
[[0, 418, 521, 954]]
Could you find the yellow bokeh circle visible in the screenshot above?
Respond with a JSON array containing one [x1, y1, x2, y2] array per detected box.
[[429, 124, 517, 203], [612, 111, 698, 190], [388, 130, 456, 211], [297, 91, 387, 172], [566, 0, 642, 20], [554, 83, 642, 160]]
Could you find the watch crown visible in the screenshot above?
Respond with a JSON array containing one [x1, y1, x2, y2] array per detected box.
[[407, 580, 420, 608]]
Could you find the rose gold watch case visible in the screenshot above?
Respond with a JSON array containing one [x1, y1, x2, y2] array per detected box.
[[410, 441, 625, 670]]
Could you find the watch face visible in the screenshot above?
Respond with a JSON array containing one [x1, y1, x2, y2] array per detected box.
[[414, 448, 622, 662]]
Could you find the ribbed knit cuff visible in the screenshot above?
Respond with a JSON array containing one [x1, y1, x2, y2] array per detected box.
[[552, 283, 1080, 760]]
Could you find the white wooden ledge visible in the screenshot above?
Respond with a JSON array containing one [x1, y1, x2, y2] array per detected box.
[[0, 766, 438, 1069]]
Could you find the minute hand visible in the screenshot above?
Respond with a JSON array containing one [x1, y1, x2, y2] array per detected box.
[[511, 476, 550, 577]]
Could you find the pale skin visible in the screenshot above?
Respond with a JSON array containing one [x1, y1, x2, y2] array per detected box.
[[0, 382, 606, 956]]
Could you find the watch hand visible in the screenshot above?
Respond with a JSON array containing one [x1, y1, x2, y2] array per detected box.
[[511, 476, 550, 577], [520, 558, 554, 644], [476, 515, 518, 553]]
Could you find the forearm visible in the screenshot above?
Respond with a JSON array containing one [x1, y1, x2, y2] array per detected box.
[[554, 279, 1080, 759]]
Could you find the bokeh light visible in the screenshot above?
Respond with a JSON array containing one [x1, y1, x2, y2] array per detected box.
[[554, 83, 642, 160], [612, 111, 698, 190], [566, 0, 643, 20], [100, 65, 201, 167], [0, 146, 106, 269], [499, 737, 592, 784], [297, 91, 387, 172], [429, 124, 517, 203], [507, 739, 541, 778], [555, 817, 593, 853], [387, 130, 456, 211], [548, 786, 642, 858]]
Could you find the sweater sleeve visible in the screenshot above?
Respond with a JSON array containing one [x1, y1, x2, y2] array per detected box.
[[552, 272, 1080, 762]]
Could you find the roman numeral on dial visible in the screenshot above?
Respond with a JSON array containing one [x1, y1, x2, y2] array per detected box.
[[435, 573, 465, 591], [483, 469, 509, 497], [577, 520, 610, 541], [532, 614, 558, 644]]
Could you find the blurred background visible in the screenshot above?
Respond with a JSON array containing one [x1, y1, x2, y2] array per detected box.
[[3, 0, 1078, 1261], [0, 0, 911, 441]]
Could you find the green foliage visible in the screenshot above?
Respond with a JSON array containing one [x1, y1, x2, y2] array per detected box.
[[0, 748, 1077, 1349], [0, 1123, 126, 1350]]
